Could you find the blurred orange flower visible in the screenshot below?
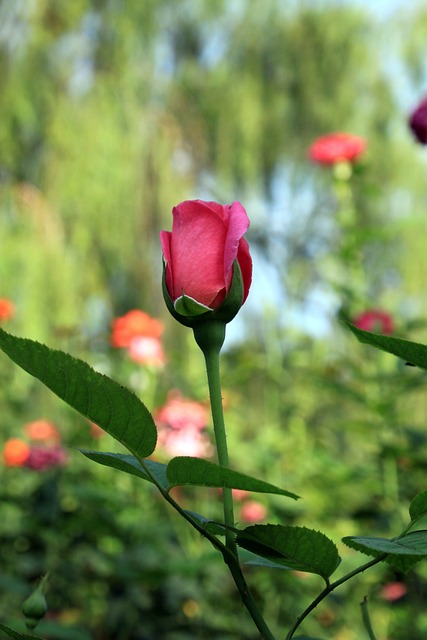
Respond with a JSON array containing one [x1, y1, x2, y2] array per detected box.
[[25, 419, 60, 442], [0, 298, 15, 322], [111, 310, 164, 348], [3, 438, 30, 466]]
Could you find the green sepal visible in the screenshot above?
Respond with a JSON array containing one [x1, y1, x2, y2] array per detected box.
[[174, 295, 211, 317], [212, 260, 245, 324], [162, 260, 244, 328]]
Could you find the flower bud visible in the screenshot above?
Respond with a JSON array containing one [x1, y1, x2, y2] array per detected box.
[[22, 575, 48, 631], [160, 200, 252, 328]]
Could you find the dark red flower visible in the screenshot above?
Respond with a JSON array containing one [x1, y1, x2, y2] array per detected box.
[[353, 310, 394, 335], [25, 445, 67, 471], [309, 132, 366, 165], [409, 97, 427, 144]]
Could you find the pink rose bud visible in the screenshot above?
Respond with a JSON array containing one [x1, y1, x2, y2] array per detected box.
[[161, 200, 252, 326]]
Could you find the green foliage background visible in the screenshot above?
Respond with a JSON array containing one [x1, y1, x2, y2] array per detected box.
[[2, 1, 427, 638]]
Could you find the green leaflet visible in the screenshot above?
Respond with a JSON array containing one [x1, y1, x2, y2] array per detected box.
[[236, 524, 341, 581], [0, 329, 157, 458], [343, 531, 427, 572], [166, 456, 300, 499], [409, 490, 427, 523], [0, 623, 45, 640], [79, 451, 168, 490], [345, 322, 427, 370]]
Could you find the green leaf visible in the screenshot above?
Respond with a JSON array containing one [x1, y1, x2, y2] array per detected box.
[[343, 531, 427, 572], [236, 525, 341, 581], [345, 322, 427, 369], [242, 550, 295, 571], [0, 330, 157, 458], [166, 457, 300, 499], [0, 623, 44, 640], [409, 490, 427, 522], [79, 451, 168, 490], [343, 532, 427, 556]]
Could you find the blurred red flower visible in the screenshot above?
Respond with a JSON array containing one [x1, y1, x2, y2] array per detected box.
[[25, 419, 60, 442], [380, 581, 407, 602], [353, 309, 394, 335], [3, 438, 30, 466], [0, 298, 15, 322], [111, 310, 164, 348], [309, 132, 366, 165], [409, 96, 427, 144]]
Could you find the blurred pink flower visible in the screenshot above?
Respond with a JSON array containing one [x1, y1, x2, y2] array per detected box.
[[25, 445, 67, 471], [240, 501, 268, 523], [409, 96, 427, 145], [158, 426, 213, 458], [155, 391, 212, 458], [128, 336, 166, 367], [309, 132, 366, 165], [232, 489, 250, 501], [380, 581, 407, 602], [353, 309, 394, 335], [156, 391, 209, 431]]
